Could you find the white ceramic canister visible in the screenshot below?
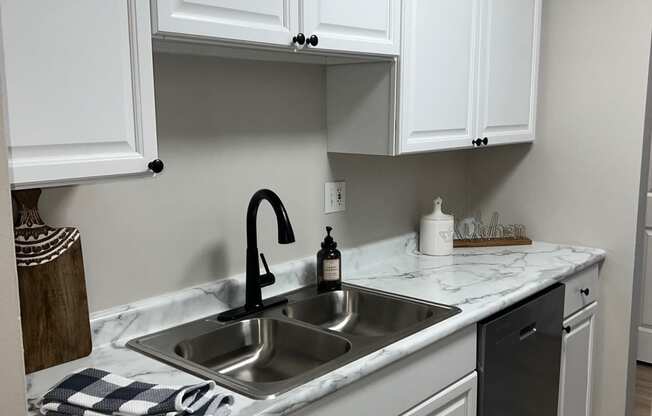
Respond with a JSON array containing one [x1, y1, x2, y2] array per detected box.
[[420, 197, 454, 256]]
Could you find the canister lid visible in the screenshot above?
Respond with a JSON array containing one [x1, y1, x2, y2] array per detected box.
[[422, 197, 453, 222]]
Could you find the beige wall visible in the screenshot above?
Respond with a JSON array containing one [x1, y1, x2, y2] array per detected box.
[[467, 1, 652, 415], [38, 53, 468, 312], [0, 3, 26, 410]]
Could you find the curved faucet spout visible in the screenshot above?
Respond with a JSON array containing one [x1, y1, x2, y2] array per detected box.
[[246, 189, 295, 248]]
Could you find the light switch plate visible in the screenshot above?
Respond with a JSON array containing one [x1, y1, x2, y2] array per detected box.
[[325, 181, 346, 213]]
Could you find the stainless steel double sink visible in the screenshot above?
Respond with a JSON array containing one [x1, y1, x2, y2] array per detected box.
[[127, 284, 460, 399]]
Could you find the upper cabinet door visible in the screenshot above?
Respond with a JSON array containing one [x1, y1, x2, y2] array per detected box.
[[398, 0, 479, 154], [152, 0, 299, 47], [476, 0, 542, 146], [300, 0, 400, 55], [2, 0, 158, 187]]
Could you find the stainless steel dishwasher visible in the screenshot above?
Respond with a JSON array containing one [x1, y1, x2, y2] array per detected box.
[[477, 283, 565, 416]]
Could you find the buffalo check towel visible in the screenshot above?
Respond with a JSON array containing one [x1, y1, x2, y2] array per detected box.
[[37, 368, 233, 416]]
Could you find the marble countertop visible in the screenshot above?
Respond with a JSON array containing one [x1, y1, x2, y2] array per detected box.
[[26, 235, 605, 415]]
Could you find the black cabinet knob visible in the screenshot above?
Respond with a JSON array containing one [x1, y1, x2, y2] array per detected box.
[[472, 139, 480, 146], [293, 33, 306, 45], [580, 288, 590, 296], [563, 325, 571, 334], [306, 34, 319, 47], [148, 159, 164, 173], [482, 137, 489, 145]]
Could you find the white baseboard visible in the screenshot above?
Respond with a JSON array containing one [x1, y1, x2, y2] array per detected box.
[[637, 326, 652, 363]]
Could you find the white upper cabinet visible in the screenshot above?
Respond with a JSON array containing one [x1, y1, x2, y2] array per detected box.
[[399, 0, 479, 153], [326, 0, 542, 155], [2, 0, 158, 187], [300, 0, 400, 55], [151, 0, 298, 47], [151, 0, 400, 56], [476, 0, 541, 146]]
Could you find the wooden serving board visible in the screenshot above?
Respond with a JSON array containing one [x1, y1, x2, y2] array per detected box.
[[453, 238, 533, 248], [13, 189, 91, 373]]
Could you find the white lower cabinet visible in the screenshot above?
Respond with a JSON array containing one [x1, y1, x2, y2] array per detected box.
[[401, 372, 477, 416], [558, 301, 597, 416], [292, 325, 477, 416], [637, 198, 652, 363]]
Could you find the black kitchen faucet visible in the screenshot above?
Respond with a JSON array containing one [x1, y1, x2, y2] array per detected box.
[[217, 189, 295, 321]]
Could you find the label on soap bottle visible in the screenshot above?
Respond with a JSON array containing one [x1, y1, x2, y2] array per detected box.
[[323, 259, 340, 281]]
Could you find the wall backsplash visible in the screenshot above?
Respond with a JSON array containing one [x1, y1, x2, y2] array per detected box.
[[37, 53, 469, 312]]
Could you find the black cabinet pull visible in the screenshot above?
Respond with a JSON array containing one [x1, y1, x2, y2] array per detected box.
[[148, 159, 164, 173], [580, 288, 590, 296], [472, 138, 489, 147], [563, 325, 571, 334], [306, 34, 319, 47], [293, 33, 306, 45], [293, 33, 318, 47]]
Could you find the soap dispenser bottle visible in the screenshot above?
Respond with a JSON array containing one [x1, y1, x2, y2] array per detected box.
[[317, 226, 341, 292]]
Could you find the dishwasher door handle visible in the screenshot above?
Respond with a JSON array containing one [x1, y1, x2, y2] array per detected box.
[[519, 323, 537, 341]]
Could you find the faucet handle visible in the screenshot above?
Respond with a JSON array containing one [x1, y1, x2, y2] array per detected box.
[[260, 253, 272, 274], [259, 253, 275, 287]]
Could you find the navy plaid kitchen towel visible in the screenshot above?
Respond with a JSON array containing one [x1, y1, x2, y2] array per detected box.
[[36, 368, 233, 416]]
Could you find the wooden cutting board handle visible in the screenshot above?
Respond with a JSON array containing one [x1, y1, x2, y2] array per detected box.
[[13, 189, 92, 373]]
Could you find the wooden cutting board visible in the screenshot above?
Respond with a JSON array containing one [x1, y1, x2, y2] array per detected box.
[[13, 189, 91, 373]]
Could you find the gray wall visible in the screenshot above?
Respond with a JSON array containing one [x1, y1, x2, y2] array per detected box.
[[467, 1, 652, 415], [39, 53, 469, 312]]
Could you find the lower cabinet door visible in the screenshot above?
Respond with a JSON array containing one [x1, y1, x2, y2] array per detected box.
[[402, 372, 477, 416], [558, 302, 597, 416]]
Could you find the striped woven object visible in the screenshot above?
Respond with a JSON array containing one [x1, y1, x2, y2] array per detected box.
[[37, 368, 233, 416]]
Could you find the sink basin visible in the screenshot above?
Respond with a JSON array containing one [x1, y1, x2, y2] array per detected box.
[[174, 318, 350, 383], [128, 284, 460, 399], [283, 290, 436, 337]]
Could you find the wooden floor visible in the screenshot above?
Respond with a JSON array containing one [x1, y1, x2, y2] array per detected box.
[[637, 363, 652, 416]]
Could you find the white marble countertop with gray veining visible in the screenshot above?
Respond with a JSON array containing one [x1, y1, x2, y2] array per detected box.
[[26, 235, 605, 416]]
